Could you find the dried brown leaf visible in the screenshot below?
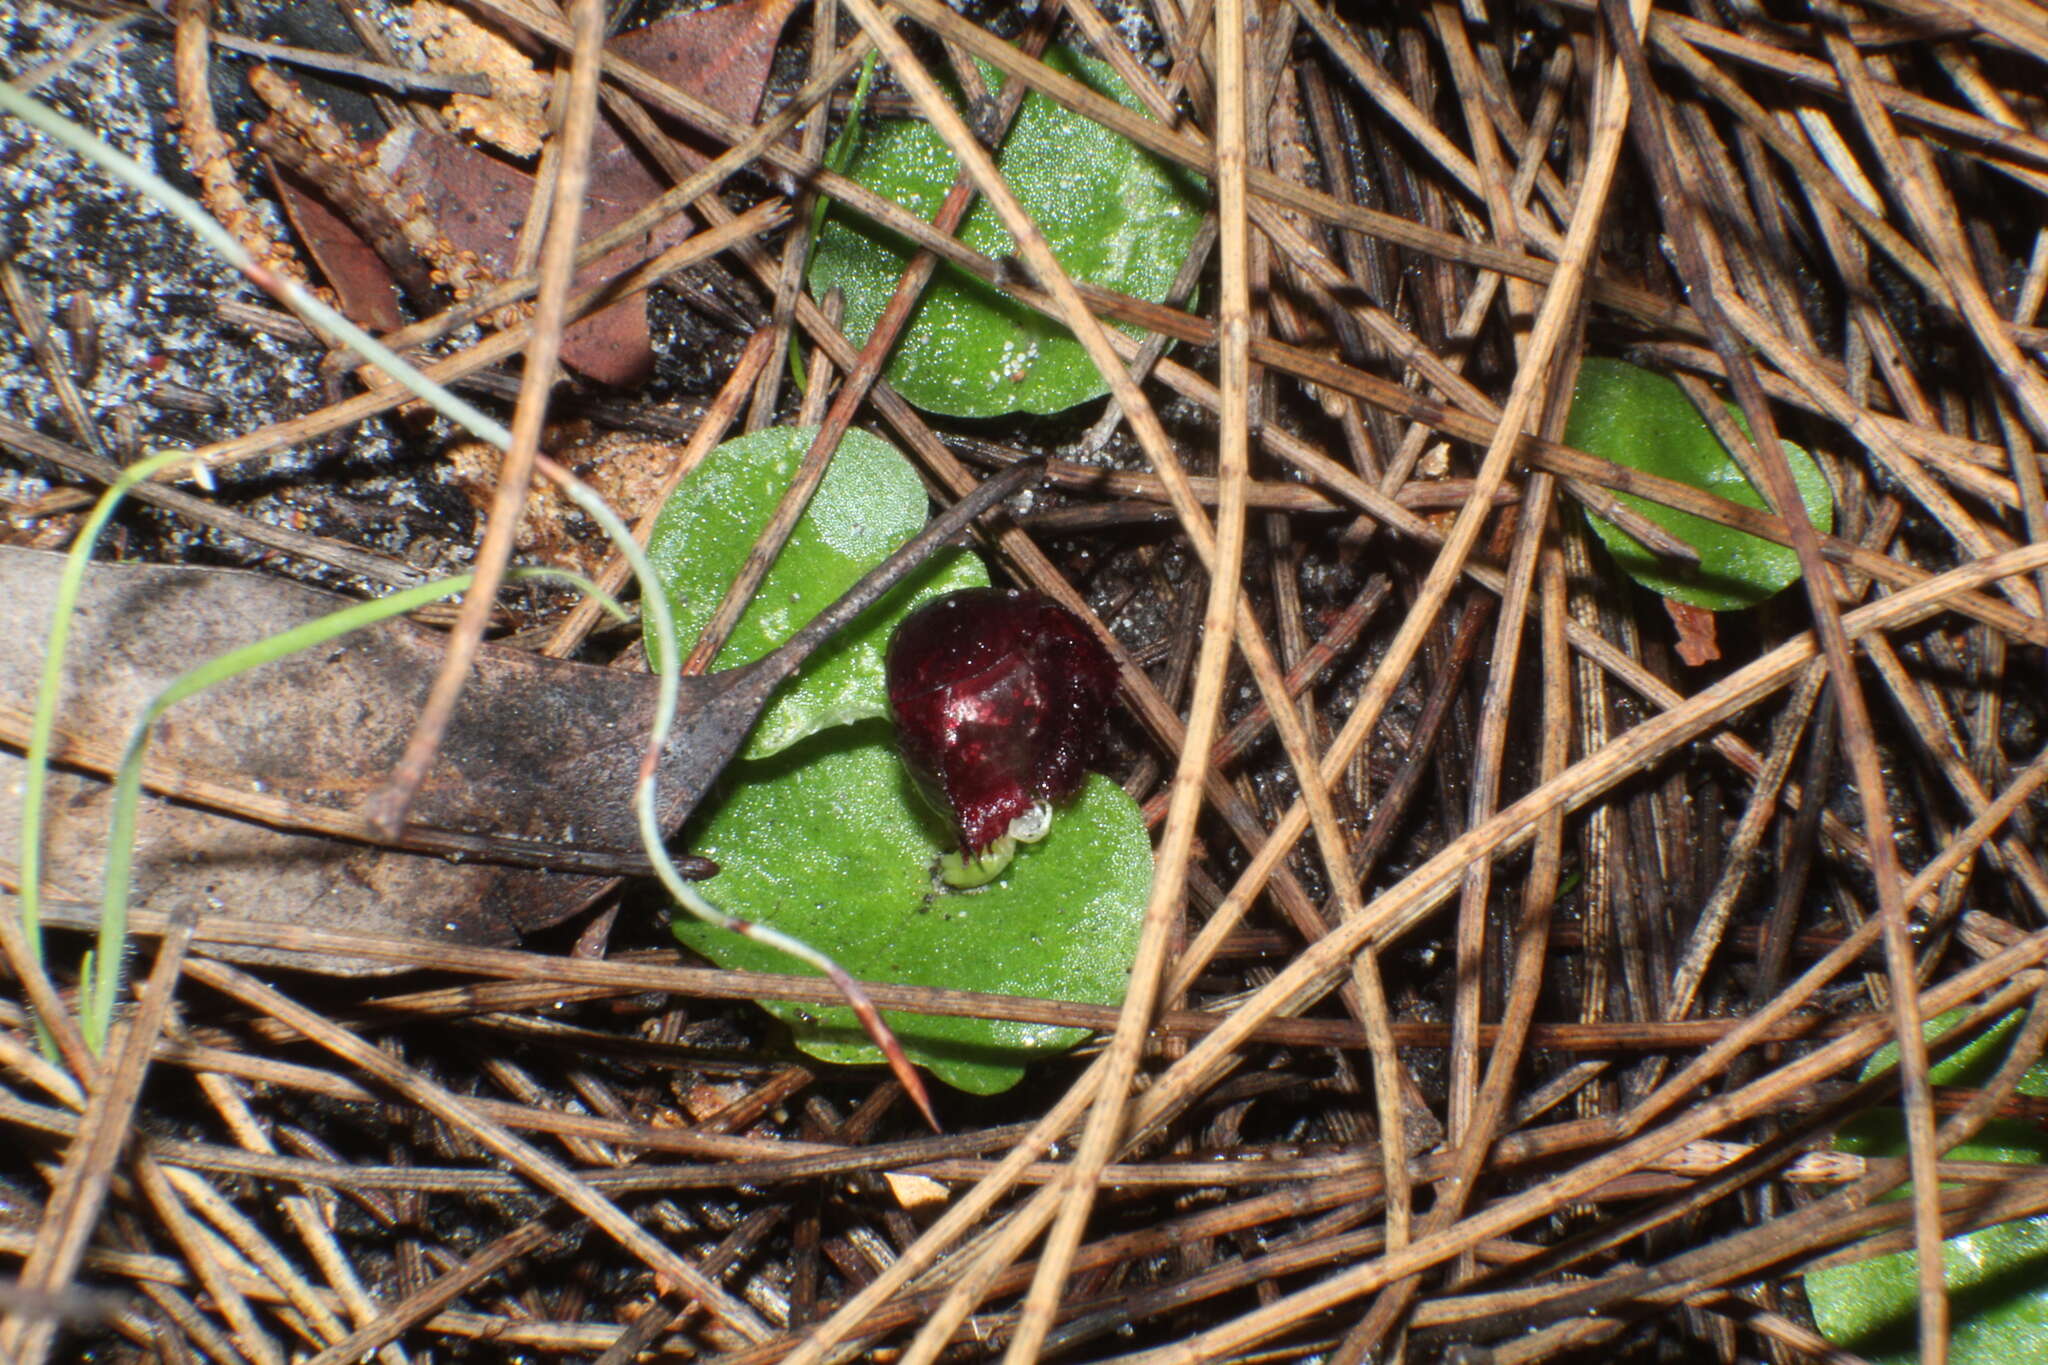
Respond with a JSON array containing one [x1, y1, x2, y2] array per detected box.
[[265, 156, 404, 333], [264, 0, 798, 384], [1665, 596, 1723, 667]]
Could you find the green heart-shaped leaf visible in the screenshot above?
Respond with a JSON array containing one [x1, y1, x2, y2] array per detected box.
[[1564, 357, 1835, 611], [1804, 1008, 2048, 1364], [807, 42, 1207, 417], [643, 425, 986, 757], [677, 728, 1154, 1093]]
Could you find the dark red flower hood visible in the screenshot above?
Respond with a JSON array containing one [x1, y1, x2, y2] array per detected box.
[[885, 588, 1118, 854]]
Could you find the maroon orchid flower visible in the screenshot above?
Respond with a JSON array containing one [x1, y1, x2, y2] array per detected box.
[[886, 588, 1117, 884]]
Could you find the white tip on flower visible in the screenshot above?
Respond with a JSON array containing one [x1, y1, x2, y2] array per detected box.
[[1008, 800, 1053, 845]]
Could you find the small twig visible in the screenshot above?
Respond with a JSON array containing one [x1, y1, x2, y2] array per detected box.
[[294, 1220, 562, 1365], [214, 31, 493, 96], [246, 116, 444, 308], [1000, 0, 1251, 1348], [746, 0, 845, 428], [130, 1156, 285, 1365], [0, 258, 108, 464], [1559, 473, 1702, 565], [6, 14, 137, 92]]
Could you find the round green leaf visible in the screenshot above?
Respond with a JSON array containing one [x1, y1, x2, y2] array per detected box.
[[1563, 357, 1834, 611], [1804, 1008, 2048, 1363], [676, 728, 1154, 1093], [643, 425, 986, 758], [806, 43, 1207, 417]]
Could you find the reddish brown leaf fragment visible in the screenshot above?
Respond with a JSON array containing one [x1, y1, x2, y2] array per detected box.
[[608, 0, 799, 131], [264, 154, 403, 333], [1665, 597, 1723, 666], [362, 125, 684, 384], [551, 0, 800, 374]]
